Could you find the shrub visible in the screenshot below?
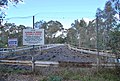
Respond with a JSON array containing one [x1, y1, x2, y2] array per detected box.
[[48, 75, 62, 81]]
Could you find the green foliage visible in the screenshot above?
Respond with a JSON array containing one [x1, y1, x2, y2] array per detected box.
[[54, 36, 66, 43], [0, 41, 5, 47], [47, 75, 62, 81], [69, 19, 96, 48], [96, 68, 120, 81], [108, 29, 120, 75], [0, 39, 8, 47], [96, 0, 118, 51], [109, 0, 120, 12], [0, 65, 30, 74], [41, 77, 47, 81], [0, 0, 23, 21], [109, 30, 120, 47], [66, 28, 78, 46], [0, 23, 27, 47], [108, 29, 120, 57], [0, 66, 120, 81]]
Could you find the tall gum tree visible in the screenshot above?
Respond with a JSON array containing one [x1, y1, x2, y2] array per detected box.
[[0, 0, 23, 47]]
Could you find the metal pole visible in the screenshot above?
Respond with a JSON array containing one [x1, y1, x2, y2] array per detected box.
[[33, 16, 35, 29], [32, 16, 35, 72]]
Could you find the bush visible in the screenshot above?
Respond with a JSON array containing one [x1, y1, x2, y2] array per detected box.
[[48, 75, 62, 81]]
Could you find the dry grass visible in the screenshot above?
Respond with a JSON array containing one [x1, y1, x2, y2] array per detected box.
[[1, 65, 119, 81]]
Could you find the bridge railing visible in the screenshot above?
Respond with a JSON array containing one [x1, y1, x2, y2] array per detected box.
[[0, 59, 120, 68], [67, 44, 115, 58]]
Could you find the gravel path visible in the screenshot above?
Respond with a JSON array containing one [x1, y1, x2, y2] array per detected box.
[[12, 45, 97, 63]]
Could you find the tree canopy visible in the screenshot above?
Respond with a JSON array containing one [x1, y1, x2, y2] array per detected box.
[[0, 0, 23, 7], [0, 0, 23, 19]]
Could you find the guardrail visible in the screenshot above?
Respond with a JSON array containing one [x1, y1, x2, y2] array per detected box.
[[13, 44, 64, 52], [0, 60, 59, 67], [67, 44, 115, 58], [0, 60, 119, 68]]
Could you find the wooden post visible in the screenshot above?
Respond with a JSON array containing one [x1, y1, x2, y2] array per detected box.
[[32, 56, 35, 72]]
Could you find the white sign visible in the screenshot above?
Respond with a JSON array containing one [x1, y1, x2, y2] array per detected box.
[[8, 38, 18, 47], [23, 29, 44, 45]]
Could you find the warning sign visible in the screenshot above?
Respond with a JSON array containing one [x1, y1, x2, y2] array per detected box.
[[23, 29, 44, 45]]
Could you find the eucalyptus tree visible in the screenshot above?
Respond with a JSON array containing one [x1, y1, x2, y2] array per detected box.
[[55, 28, 67, 44], [54, 35, 66, 43], [17, 25, 25, 32], [38, 20, 63, 44], [107, 0, 120, 73], [4, 23, 17, 38], [34, 20, 46, 29], [108, 27, 120, 75], [79, 19, 87, 47], [97, 1, 117, 44], [96, 8, 107, 50], [0, 0, 23, 6], [0, 0, 24, 24], [0, 22, 26, 47], [109, 0, 120, 16], [0, 25, 6, 47], [71, 19, 96, 48], [86, 20, 96, 48], [17, 24, 25, 46], [34, 20, 49, 44], [66, 27, 77, 46], [104, 1, 117, 33], [0, 0, 23, 47], [71, 19, 88, 47], [0, 23, 13, 47], [71, 20, 80, 46], [96, 1, 118, 50], [0, 0, 23, 24]]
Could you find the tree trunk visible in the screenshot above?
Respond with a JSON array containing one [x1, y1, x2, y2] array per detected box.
[[115, 53, 120, 76], [78, 34, 81, 47]]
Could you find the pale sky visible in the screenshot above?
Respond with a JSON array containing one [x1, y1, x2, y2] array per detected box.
[[3, 0, 107, 28]]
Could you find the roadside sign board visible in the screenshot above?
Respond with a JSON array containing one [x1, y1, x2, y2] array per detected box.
[[23, 29, 44, 45], [8, 38, 18, 47]]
